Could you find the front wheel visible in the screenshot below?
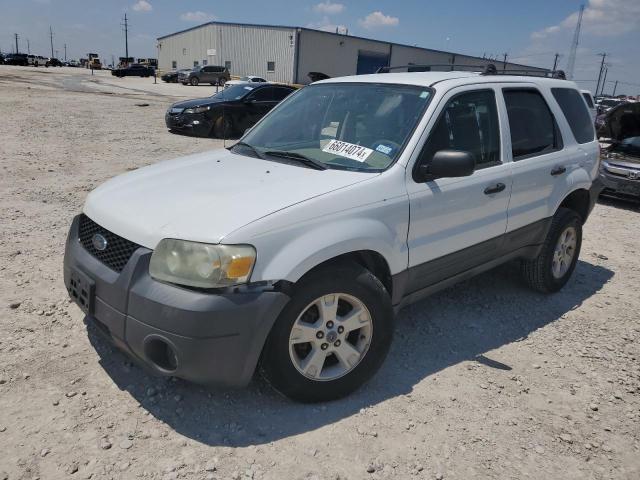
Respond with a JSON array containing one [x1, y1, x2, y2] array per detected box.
[[521, 207, 582, 293], [190, 77, 199, 86], [261, 263, 394, 402]]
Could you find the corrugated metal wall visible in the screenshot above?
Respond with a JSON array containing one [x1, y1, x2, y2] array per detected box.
[[158, 23, 296, 83], [158, 22, 548, 83]]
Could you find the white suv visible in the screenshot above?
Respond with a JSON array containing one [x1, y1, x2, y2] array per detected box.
[[64, 68, 602, 402]]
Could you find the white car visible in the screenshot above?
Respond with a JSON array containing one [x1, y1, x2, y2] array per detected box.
[[224, 75, 268, 89], [64, 68, 601, 402]]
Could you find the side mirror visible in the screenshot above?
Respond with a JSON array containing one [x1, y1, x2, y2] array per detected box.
[[417, 150, 475, 181]]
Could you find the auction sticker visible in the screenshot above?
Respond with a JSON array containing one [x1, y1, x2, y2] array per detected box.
[[322, 140, 373, 162]]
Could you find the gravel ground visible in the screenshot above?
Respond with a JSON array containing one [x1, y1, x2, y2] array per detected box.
[[0, 65, 639, 480]]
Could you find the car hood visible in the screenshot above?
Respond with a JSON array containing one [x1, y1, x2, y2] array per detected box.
[[600, 103, 640, 141], [83, 149, 375, 249], [170, 97, 228, 109]]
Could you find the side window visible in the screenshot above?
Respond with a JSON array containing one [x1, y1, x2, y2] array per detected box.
[[420, 89, 501, 169], [273, 87, 293, 101], [267, 61, 276, 72], [503, 89, 562, 160], [250, 87, 274, 102], [581, 92, 594, 108], [552, 88, 595, 144]]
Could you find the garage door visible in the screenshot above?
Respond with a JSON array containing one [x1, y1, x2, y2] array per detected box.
[[356, 50, 390, 75]]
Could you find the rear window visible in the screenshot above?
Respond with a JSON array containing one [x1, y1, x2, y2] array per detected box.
[[552, 88, 595, 144]]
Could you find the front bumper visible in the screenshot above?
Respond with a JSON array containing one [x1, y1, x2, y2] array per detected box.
[[599, 171, 640, 200], [165, 113, 212, 136], [63, 215, 289, 387]]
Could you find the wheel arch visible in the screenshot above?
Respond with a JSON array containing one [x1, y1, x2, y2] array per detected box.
[[556, 188, 590, 223]]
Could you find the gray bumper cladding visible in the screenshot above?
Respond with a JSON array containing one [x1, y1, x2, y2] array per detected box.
[[63, 215, 290, 387]]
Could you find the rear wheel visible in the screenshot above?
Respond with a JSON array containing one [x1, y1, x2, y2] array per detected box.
[[261, 263, 394, 402], [190, 77, 199, 86], [521, 207, 582, 293]]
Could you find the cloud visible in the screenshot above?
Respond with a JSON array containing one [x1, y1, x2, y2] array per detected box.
[[180, 11, 217, 23], [531, 0, 640, 39], [307, 17, 348, 33], [132, 0, 152, 12], [313, 1, 345, 15], [358, 11, 399, 30]]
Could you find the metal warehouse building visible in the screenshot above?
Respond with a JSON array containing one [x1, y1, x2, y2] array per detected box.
[[157, 21, 546, 84]]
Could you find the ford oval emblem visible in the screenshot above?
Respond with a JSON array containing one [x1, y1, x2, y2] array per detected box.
[[92, 233, 108, 251]]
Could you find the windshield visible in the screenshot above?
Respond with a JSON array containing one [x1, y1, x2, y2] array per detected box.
[[239, 83, 432, 171], [601, 99, 620, 107], [212, 84, 255, 100]]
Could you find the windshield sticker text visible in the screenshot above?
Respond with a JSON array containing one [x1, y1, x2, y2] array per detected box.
[[322, 140, 373, 163]]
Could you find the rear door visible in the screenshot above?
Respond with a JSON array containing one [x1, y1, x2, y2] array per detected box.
[[499, 85, 571, 234], [405, 85, 512, 293]]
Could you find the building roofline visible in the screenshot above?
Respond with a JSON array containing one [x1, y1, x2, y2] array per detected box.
[[157, 21, 547, 72]]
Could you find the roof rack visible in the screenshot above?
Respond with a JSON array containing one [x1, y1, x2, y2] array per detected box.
[[377, 63, 566, 79]]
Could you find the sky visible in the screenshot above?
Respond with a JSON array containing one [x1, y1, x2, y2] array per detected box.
[[2, 0, 639, 95]]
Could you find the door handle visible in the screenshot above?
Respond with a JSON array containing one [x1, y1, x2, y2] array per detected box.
[[484, 183, 506, 195], [551, 166, 567, 176]]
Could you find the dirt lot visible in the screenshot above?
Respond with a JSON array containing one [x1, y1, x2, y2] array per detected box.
[[0, 65, 639, 480]]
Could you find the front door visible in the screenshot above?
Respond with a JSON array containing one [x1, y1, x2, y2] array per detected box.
[[405, 86, 512, 294]]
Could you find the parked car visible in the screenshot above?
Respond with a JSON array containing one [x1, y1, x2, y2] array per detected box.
[[224, 75, 268, 89], [165, 83, 296, 138], [4, 53, 28, 66], [46, 58, 63, 67], [65, 69, 600, 402], [111, 64, 155, 77], [598, 102, 640, 200], [178, 65, 230, 86], [580, 89, 597, 122], [0, 54, 4, 65], [596, 97, 625, 115], [161, 69, 191, 83]]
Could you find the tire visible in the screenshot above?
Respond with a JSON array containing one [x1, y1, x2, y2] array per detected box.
[[521, 207, 582, 293], [190, 77, 199, 86], [218, 77, 226, 87], [261, 262, 394, 402], [212, 115, 234, 139]]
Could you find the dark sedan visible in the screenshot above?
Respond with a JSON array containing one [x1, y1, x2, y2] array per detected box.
[[161, 69, 190, 83], [111, 64, 155, 77], [165, 83, 297, 138]]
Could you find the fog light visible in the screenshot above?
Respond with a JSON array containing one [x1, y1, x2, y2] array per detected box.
[[192, 120, 200, 125]]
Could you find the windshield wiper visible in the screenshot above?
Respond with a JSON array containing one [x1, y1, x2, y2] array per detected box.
[[229, 141, 263, 159], [264, 150, 328, 170]]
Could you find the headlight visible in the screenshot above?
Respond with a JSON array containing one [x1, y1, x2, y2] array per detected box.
[[149, 239, 256, 289], [184, 105, 210, 114]]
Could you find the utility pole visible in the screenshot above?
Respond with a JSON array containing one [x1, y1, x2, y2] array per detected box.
[[552, 53, 560, 71], [600, 66, 609, 96], [64, 43, 67, 62], [14, 33, 19, 54], [612, 80, 618, 97], [502, 53, 508, 71], [49, 26, 54, 58], [55, 49, 59, 59], [595, 53, 607, 96], [122, 14, 129, 65], [26, 39, 30, 54]]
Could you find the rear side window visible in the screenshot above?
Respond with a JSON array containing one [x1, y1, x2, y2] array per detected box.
[[503, 89, 562, 160], [582, 92, 594, 108], [273, 87, 294, 101], [552, 88, 595, 144]]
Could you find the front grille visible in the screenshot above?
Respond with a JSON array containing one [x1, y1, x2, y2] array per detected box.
[[78, 214, 141, 272]]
